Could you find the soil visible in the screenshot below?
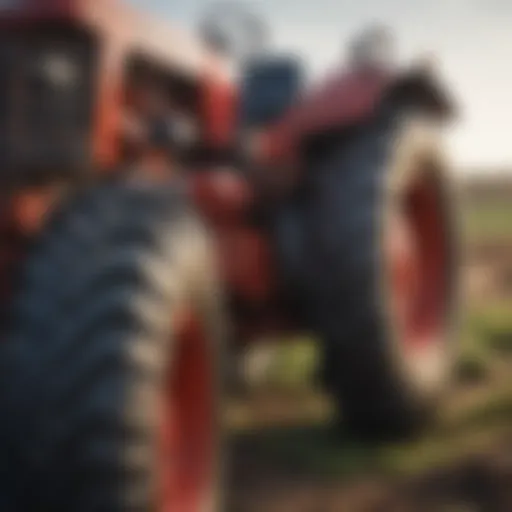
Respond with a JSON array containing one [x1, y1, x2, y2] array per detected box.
[[227, 436, 512, 512], [226, 362, 512, 512]]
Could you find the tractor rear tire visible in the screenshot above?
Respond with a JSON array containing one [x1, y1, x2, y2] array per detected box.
[[307, 114, 459, 440], [1, 181, 225, 512]]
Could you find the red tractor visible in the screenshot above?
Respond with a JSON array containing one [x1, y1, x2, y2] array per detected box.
[[0, 1, 459, 511]]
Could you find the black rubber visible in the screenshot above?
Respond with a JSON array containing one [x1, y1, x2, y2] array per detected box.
[[304, 114, 459, 440], [0, 181, 225, 511]]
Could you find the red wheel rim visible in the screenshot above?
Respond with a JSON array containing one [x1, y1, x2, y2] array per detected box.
[[386, 174, 449, 352], [159, 309, 216, 512]]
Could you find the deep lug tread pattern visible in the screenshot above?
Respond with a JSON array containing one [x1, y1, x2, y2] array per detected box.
[[307, 116, 458, 441], [1, 181, 224, 511]]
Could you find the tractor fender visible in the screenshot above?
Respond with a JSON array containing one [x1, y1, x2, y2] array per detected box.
[[264, 68, 390, 162], [288, 68, 391, 139], [381, 66, 456, 120], [265, 66, 455, 164]]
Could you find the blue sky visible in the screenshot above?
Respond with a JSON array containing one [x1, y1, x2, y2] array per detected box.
[[129, 0, 512, 172]]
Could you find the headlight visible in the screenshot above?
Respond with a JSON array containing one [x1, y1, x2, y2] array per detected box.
[[38, 52, 79, 88]]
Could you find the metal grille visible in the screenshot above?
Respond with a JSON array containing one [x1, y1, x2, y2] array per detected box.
[[0, 28, 95, 182]]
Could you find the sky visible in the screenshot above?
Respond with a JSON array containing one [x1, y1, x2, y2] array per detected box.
[[128, 0, 512, 173]]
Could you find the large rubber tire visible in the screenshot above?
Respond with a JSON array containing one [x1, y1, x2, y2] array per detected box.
[[1, 181, 225, 511], [306, 114, 459, 440]]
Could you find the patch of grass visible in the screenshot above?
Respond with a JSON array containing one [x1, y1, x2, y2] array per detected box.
[[465, 301, 512, 356], [463, 200, 512, 245], [442, 390, 512, 433], [455, 300, 512, 382], [456, 318, 491, 383], [269, 337, 321, 391], [380, 387, 512, 475], [380, 424, 511, 476], [233, 387, 512, 480]]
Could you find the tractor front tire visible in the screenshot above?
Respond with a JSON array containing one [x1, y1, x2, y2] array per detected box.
[[307, 114, 459, 440], [2, 182, 225, 512]]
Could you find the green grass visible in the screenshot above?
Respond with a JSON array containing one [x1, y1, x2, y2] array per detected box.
[[267, 337, 321, 391], [462, 199, 512, 245], [463, 300, 512, 356], [450, 298, 512, 383]]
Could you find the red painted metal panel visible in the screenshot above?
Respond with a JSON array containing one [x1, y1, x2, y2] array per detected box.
[[274, 68, 391, 151], [190, 171, 276, 305]]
